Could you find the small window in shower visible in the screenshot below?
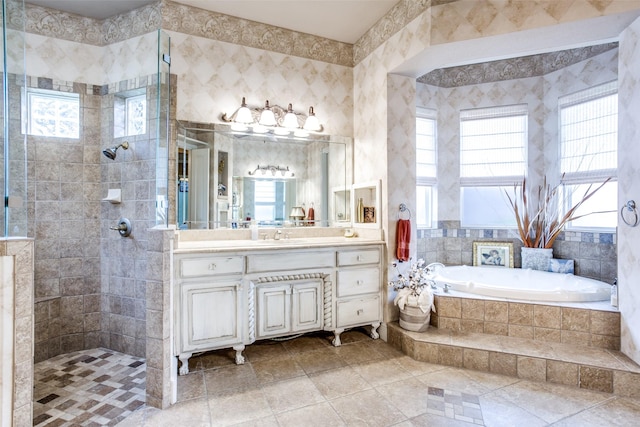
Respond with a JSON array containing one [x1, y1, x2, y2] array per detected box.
[[25, 89, 79, 138], [114, 89, 147, 137]]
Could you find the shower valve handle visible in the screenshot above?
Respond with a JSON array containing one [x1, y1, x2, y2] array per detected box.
[[110, 218, 132, 237]]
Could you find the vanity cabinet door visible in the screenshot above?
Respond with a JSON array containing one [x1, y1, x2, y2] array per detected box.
[[256, 280, 323, 338], [292, 281, 323, 332], [257, 284, 291, 338], [180, 281, 242, 353]]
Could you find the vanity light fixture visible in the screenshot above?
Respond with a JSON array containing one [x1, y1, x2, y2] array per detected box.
[[221, 98, 323, 135], [248, 164, 295, 177]]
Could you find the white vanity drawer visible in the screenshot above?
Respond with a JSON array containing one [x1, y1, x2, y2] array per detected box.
[[336, 295, 380, 327], [178, 256, 244, 278], [337, 268, 380, 297], [337, 248, 380, 266], [247, 251, 334, 273]]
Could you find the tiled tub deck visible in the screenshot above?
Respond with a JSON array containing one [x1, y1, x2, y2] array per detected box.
[[388, 293, 640, 398]]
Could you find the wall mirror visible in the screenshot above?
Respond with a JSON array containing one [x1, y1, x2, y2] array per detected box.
[[176, 121, 352, 229]]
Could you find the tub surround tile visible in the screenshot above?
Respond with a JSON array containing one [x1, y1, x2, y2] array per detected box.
[[509, 325, 534, 339], [461, 318, 485, 333], [388, 322, 640, 399], [579, 366, 613, 393], [534, 327, 562, 343], [489, 352, 517, 377], [438, 345, 463, 368], [437, 317, 461, 331], [533, 305, 561, 329], [435, 296, 461, 318], [517, 357, 547, 382], [484, 321, 509, 336], [463, 348, 490, 371], [590, 310, 620, 336], [509, 303, 533, 326], [562, 308, 591, 332], [547, 360, 578, 386], [561, 330, 591, 347], [590, 334, 620, 350], [433, 296, 621, 351], [461, 298, 485, 320], [485, 301, 509, 323]]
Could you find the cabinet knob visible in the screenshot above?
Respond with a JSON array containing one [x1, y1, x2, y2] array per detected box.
[[208, 263, 217, 270], [357, 309, 363, 316], [356, 280, 363, 286], [356, 255, 362, 261]]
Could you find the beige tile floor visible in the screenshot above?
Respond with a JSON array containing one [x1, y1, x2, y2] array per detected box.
[[115, 329, 640, 426]]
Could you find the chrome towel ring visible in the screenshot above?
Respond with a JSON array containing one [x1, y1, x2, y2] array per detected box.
[[621, 200, 639, 227], [398, 203, 411, 220]]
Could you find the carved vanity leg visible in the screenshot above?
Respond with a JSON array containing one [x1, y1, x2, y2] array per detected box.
[[332, 328, 344, 346], [178, 353, 193, 375], [370, 322, 381, 340], [233, 344, 246, 364]]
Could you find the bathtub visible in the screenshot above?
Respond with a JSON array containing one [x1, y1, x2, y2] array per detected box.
[[431, 265, 611, 302]]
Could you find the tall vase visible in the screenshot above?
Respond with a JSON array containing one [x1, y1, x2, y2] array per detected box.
[[521, 247, 553, 271]]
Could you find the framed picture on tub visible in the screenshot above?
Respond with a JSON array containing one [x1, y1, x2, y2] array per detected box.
[[473, 241, 514, 268]]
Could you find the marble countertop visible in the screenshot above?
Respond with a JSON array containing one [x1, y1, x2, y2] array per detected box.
[[174, 236, 385, 253]]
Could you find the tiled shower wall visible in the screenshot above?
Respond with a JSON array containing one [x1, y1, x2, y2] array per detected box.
[[30, 79, 103, 362], [30, 72, 166, 362]]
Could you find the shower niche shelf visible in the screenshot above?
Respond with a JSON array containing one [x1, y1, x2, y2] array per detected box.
[[103, 188, 122, 204]]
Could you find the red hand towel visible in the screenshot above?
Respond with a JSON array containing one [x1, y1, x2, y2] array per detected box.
[[396, 219, 411, 262]]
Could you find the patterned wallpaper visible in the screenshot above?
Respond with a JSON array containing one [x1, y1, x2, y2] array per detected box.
[[19, 0, 440, 68], [418, 42, 618, 87], [353, 0, 430, 65], [161, 1, 352, 67], [21, 0, 353, 67]]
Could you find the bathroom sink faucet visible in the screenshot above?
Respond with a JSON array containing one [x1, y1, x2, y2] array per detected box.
[[274, 230, 282, 240]]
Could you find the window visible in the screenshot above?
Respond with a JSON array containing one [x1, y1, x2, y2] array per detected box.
[[416, 108, 437, 228], [459, 104, 528, 227], [114, 90, 147, 138], [559, 81, 617, 229], [126, 94, 147, 136], [25, 89, 79, 138], [253, 180, 287, 224]]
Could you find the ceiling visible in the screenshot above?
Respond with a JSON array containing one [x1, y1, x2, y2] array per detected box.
[[26, 0, 399, 44]]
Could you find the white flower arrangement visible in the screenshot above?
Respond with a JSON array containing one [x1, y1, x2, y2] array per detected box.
[[388, 258, 436, 314]]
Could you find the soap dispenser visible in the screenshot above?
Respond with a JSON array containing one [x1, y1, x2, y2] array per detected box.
[[611, 278, 618, 308]]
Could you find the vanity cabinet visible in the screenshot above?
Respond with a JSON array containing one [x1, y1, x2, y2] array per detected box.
[[174, 242, 383, 374], [256, 279, 323, 338], [333, 247, 382, 345], [174, 255, 246, 375]]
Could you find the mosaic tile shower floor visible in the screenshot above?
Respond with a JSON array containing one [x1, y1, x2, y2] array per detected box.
[[33, 348, 145, 426]]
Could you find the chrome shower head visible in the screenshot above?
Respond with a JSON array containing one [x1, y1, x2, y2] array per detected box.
[[103, 141, 129, 160]]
